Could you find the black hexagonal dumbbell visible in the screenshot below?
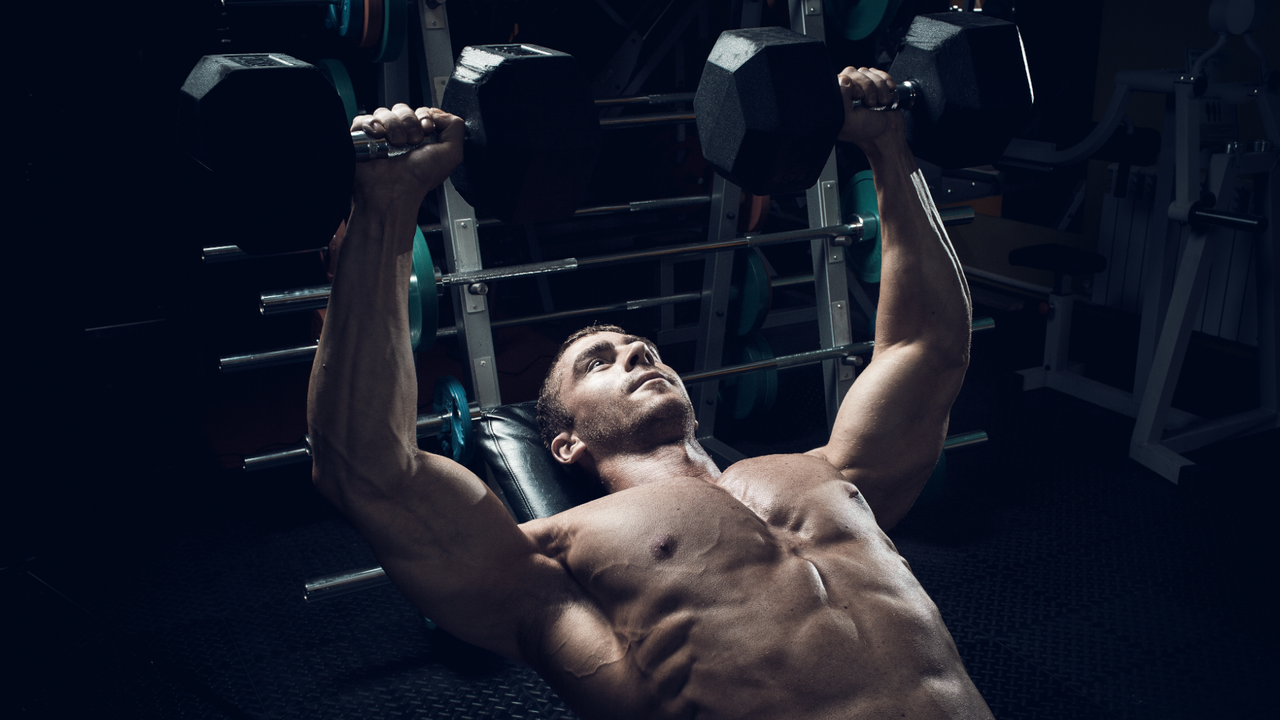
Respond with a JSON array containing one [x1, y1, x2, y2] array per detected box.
[[885, 12, 1034, 169], [443, 44, 601, 226], [180, 54, 356, 257], [694, 27, 845, 196], [179, 47, 601, 256], [694, 13, 1033, 195]]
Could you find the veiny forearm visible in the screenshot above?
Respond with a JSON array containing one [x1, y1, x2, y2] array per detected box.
[[865, 135, 972, 362], [307, 198, 423, 505]]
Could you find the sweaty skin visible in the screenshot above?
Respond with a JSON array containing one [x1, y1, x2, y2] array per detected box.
[[308, 69, 991, 719]]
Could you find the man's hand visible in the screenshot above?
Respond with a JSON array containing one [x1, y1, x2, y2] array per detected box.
[[352, 103, 464, 208], [836, 67, 906, 152]]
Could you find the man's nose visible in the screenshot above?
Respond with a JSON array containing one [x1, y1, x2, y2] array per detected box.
[[621, 340, 649, 369]]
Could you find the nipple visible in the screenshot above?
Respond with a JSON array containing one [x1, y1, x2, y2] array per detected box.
[[649, 534, 678, 560]]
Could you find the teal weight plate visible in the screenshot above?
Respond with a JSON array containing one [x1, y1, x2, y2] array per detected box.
[[825, 0, 903, 41], [843, 169, 882, 283], [316, 59, 358, 126], [407, 227, 438, 352], [720, 333, 778, 421], [729, 249, 772, 338], [373, 0, 407, 63], [433, 375, 473, 465]]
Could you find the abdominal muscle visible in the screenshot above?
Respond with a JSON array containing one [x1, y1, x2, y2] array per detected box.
[[526, 465, 991, 720]]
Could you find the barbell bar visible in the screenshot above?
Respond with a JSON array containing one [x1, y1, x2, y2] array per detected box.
[[255, 205, 976, 316], [201, 193, 714, 264]]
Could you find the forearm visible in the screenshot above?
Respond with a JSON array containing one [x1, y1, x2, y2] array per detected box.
[[307, 197, 423, 505], [865, 134, 972, 362]]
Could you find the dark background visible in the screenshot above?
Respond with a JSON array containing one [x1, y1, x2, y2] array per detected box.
[[7, 1, 1276, 718]]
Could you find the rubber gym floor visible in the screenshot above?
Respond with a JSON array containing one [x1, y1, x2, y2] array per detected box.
[[5, 295, 1275, 720]]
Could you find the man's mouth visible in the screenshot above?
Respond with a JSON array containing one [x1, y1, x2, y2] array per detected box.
[[630, 371, 670, 392]]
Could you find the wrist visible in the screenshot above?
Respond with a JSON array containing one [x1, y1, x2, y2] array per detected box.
[[348, 194, 421, 253], [857, 129, 915, 171]]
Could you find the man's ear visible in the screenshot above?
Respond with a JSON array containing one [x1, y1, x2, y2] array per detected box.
[[550, 431, 587, 466]]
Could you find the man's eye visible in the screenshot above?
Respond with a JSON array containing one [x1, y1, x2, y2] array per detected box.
[[589, 359, 604, 370]]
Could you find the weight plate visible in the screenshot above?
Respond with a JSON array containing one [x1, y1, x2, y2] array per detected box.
[[325, 0, 361, 37], [358, 0, 383, 48], [825, 0, 903, 41], [316, 59, 358, 126], [720, 333, 778, 421], [340, 0, 365, 38], [843, 170, 882, 283], [729, 249, 772, 338], [433, 376, 474, 465], [411, 227, 438, 352], [373, 0, 407, 63]]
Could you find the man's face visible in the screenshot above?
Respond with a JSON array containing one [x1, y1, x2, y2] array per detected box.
[[553, 331, 695, 455]]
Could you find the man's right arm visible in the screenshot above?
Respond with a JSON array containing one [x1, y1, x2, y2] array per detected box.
[[808, 70, 972, 531], [305, 106, 589, 660]]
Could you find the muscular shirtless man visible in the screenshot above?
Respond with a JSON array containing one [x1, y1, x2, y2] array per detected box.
[[307, 65, 992, 719]]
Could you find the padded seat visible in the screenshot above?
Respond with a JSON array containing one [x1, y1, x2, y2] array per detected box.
[[1008, 243, 1106, 294], [475, 402, 605, 523], [1008, 243, 1106, 276]]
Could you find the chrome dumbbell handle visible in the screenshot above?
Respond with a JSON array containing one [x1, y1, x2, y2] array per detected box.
[[850, 79, 919, 112], [350, 130, 437, 162]]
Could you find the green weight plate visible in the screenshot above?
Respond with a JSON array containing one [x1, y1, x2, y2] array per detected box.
[[373, 0, 407, 63], [825, 0, 903, 41], [409, 227, 438, 352], [728, 249, 772, 338], [843, 169, 882, 283], [720, 333, 778, 421], [409, 225, 424, 348], [316, 59, 358, 126], [433, 375, 473, 464]]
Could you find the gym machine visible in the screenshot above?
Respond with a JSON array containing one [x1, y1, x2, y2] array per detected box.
[[1003, 0, 1278, 484]]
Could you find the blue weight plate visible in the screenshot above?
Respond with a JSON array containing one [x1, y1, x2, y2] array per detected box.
[[433, 375, 473, 465], [325, 0, 362, 37]]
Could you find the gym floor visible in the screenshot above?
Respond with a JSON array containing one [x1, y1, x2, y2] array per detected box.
[[5, 294, 1275, 720]]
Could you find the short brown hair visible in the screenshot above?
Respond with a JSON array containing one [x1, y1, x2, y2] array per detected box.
[[535, 323, 635, 449]]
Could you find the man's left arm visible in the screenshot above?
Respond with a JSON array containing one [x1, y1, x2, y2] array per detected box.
[[808, 67, 972, 530]]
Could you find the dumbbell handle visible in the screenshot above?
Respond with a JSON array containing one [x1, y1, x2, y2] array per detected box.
[[850, 79, 919, 112], [351, 130, 436, 162]]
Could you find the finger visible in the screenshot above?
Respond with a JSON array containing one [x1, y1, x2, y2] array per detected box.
[[838, 67, 867, 103], [352, 113, 377, 134], [371, 106, 406, 145], [854, 68, 892, 108], [862, 67, 897, 102], [414, 106, 435, 136], [391, 103, 424, 145]]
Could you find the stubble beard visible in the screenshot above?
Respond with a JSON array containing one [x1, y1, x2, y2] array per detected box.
[[578, 383, 696, 455]]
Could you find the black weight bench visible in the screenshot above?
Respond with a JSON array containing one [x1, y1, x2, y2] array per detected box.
[[303, 402, 604, 601], [474, 402, 605, 523]]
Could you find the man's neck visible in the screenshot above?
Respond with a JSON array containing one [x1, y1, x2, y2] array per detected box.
[[595, 439, 721, 493]]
